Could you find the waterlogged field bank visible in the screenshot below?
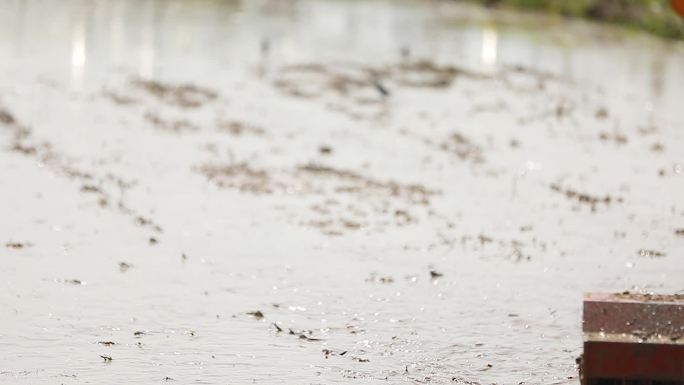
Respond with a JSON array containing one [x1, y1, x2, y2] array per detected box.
[[1, 0, 683, 384]]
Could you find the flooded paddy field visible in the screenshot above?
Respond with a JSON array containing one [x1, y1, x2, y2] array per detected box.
[[0, 0, 683, 383]]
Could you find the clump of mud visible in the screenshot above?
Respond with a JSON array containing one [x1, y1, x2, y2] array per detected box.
[[199, 163, 274, 194], [296, 164, 435, 205], [550, 183, 622, 212], [144, 111, 200, 133], [397, 128, 485, 165], [198, 161, 438, 235], [599, 132, 628, 145], [216, 121, 265, 136], [0, 109, 16, 125], [102, 90, 138, 106], [439, 132, 484, 163], [270, 60, 486, 119], [131, 78, 218, 108], [0, 105, 163, 240], [274, 60, 482, 98], [270, 60, 563, 121], [393, 60, 485, 88]]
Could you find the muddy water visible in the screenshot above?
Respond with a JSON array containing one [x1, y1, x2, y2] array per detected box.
[[1, 0, 683, 384]]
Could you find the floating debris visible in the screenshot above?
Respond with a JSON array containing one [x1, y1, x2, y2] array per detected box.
[[247, 311, 264, 320], [373, 81, 390, 97], [478, 234, 493, 246], [98, 341, 116, 346], [394, 209, 415, 226], [5, 242, 32, 249], [638, 249, 666, 258], [429, 270, 443, 279], [595, 107, 609, 119], [288, 328, 322, 341], [366, 273, 394, 284], [100, 355, 112, 362], [134, 216, 163, 233], [118, 262, 132, 272], [322, 349, 348, 358], [599, 132, 628, 145]]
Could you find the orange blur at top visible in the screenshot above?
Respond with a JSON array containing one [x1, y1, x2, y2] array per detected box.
[[672, 0, 684, 18]]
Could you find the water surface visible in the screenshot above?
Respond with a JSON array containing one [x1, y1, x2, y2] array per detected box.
[[1, 0, 683, 384]]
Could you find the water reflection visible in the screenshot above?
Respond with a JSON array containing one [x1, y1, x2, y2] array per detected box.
[[70, 22, 86, 88], [481, 26, 498, 67], [139, 22, 156, 78], [0, 0, 681, 112], [650, 54, 666, 100]]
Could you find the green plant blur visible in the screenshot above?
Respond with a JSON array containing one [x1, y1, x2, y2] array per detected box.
[[470, 0, 684, 39]]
